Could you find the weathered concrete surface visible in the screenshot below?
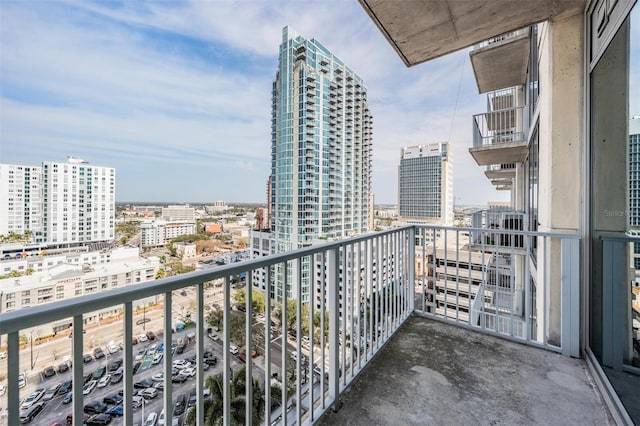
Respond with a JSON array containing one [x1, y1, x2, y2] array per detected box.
[[319, 316, 613, 426]]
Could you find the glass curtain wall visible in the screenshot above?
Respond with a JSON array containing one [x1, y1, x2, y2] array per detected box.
[[589, 1, 639, 422]]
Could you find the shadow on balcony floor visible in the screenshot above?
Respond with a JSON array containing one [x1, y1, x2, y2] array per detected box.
[[319, 316, 613, 426]]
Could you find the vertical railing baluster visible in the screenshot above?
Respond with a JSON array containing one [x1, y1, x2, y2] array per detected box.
[[455, 230, 460, 321], [72, 314, 84, 426], [223, 275, 231, 426], [542, 236, 548, 348], [264, 266, 272, 425], [341, 245, 347, 386], [281, 261, 288, 426], [7, 331, 19, 426], [197, 284, 205, 426], [320, 253, 326, 409], [163, 292, 173, 425], [356, 241, 361, 369], [308, 256, 315, 422], [295, 257, 302, 423], [245, 271, 253, 426], [421, 227, 426, 313], [123, 302, 133, 426], [328, 247, 340, 411]]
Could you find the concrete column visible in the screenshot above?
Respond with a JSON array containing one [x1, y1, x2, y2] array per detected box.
[[536, 11, 584, 345]]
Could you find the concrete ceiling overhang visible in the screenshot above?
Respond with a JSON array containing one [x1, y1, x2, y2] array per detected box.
[[358, 0, 586, 67]]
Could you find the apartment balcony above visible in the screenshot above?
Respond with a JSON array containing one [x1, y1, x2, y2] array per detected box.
[[469, 106, 528, 166], [485, 163, 516, 180], [470, 28, 530, 94], [319, 316, 612, 426]]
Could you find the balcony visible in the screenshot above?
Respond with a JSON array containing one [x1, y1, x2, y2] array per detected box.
[[470, 28, 530, 94], [0, 226, 600, 426], [469, 107, 528, 166], [485, 163, 516, 180]]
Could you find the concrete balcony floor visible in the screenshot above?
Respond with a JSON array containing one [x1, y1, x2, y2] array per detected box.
[[319, 316, 613, 425]]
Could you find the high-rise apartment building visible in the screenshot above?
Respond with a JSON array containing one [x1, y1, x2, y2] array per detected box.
[[268, 27, 373, 300], [161, 205, 195, 221], [270, 26, 373, 255], [42, 157, 115, 244], [0, 164, 42, 239], [398, 142, 453, 225], [0, 157, 115, 244]]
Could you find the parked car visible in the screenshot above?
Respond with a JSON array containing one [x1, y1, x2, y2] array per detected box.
[[43, 383, 61, 401], [103, 393, 123, 405], [134, 379, 154, 389], [105, 405, 123, 417], [62, 391, 73, 404], [83, 401, 108, 414], [83, 380, 98, 395], [18, 373, 26, 388], [133, 361, 142, 375], [57, 363, 70, 373], [97, 374, 111, 388], [86, 413, 112, 425], [20, 389, 45, 410], [152, 373, 164, 382], [144, 412, 158, 426], [42, 366, 56, 378], [131, 395, 145, 409], [110, 369, 123, 384], [173, 394, 187, 415], [172, 360, 191, 370], [152, 352, 163, 365], [83, 354, 93, 363], [204, 354, 218, 366], [141, 387, 159, 400], [146, 331, 156, 341], [58, 380, 72, 395], [93, 347, 105, 359], [107, 341, 119, 354], [92, 366, 107, 380], [187, 389, 197, 407], [132, 336, 139, 345], [0, 384, 6, 397], [171, 372, 189, 383], [108, 359, 123, 372], [19, 402, 45, 423], [181, 367, 196, 378], [229, 344, 239, 355], [138, 334, 148, 343]]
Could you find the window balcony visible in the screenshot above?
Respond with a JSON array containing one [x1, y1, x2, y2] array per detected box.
[[469, 106, 528, 166], [0, 226, 600, 426], [485, 163, 516, 180]]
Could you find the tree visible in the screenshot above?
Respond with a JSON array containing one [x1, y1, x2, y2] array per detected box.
[[232, 288, 266, 315], [185, 367, 264, 426]]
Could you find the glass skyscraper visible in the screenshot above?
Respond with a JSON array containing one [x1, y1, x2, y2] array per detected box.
[[269, 26, 373, 300]]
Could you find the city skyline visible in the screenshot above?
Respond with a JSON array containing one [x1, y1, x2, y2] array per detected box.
[[0, 1, 507, 205]]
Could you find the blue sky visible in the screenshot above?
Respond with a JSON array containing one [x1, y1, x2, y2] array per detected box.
[[0, 0, 507, 205]]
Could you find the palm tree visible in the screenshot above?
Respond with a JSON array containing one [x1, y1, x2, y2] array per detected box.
[[185, 368, 264, 426]]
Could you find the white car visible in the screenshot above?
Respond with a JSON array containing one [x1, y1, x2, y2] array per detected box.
[[20, 389, 44, 410], [152, 352, 163, 365], [18, 374, 26, 389], [107, 341, 119, 354], [141, 387, 159, 400], [132, 395, 145, 408], [97, 374, 111, 388], [158, 409, 165, 426], [138, 334, 149, 343], [229, 344, 239, 355], [181, 367, 196, 378], [152, 373, 164, 382], [0, 384, 6, 396], [172, 359, 191, 370], [144, 411, 158, 426], [83, 380, 98, 395]]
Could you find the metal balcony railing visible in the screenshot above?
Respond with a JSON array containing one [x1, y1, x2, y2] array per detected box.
[[473, 106, 527, 148], [472, 28, 530, 50], [0, 225, 580, 426]]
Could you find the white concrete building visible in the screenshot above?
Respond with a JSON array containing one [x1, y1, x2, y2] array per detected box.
[[0, 164, 42, 241], [140, 219, 196, 247], [161, 205, 195, 221]]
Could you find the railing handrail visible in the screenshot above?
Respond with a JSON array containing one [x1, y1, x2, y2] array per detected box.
[[472, 105, 525, 118], [0, 225, 579, 335], [472, 28, 530, 50]]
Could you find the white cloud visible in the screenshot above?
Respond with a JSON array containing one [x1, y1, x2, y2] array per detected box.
[[0, 0, 507, 205]]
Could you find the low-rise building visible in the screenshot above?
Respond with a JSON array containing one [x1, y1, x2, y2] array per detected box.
[[140, 219, 196, 247]]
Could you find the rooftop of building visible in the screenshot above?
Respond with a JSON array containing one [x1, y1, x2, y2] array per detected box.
[[319, 315, 612, 426]]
